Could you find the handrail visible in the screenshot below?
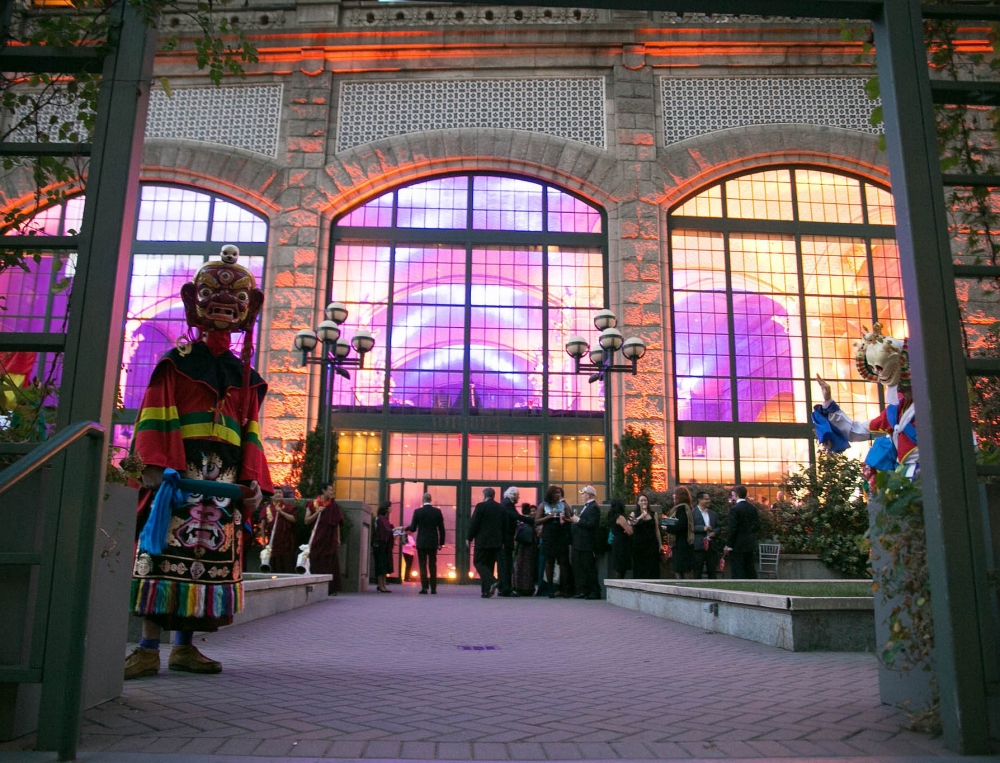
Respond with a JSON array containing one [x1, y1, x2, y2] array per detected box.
[[0, 420, 106, 495]]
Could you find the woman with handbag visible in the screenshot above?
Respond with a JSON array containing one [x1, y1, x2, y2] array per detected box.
[[305, 481, 344, 595], [512, 503, 539, 595], [607, 498, 633, 579], [630, 493, 662, 579], [665, 486, 695, 579], [373, 500, 395, 593]]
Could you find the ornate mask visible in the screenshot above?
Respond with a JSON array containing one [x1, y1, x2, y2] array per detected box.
[[180, 245, 263, 333], [855, 323, 909, 389]]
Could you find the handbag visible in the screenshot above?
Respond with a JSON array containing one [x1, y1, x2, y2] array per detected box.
[[515, 523, 534, 546], [607, 529, 614, 546]]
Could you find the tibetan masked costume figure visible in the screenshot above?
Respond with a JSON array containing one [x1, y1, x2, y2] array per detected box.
[[813, 323, 917, 490], [125, 245, 272, 679]]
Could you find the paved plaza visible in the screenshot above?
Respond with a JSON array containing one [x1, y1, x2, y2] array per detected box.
[[2, 585, 964, 761]]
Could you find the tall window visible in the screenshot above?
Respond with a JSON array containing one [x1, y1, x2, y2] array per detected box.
[[331, 174, 605, 417], [669, 167, 903, 497], [0, 185, 268, 442]]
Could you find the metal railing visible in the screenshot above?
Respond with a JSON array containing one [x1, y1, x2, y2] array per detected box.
[[0, 420, 106, 761]]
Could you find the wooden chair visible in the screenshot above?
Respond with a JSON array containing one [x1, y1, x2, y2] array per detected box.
[[758, 542, 781, 579]]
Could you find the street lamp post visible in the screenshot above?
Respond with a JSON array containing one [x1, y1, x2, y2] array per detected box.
[[564, 310, 647, 498], [293, 301, 376, 485]]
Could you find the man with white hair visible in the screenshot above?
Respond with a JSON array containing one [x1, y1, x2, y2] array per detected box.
[[497, 486, 521, 596]]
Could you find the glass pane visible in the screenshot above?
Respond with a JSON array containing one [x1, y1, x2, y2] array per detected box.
[[394, 245, 466, 305], [6, 203, 63, 235], [671, 230, 726, 291], [547, 435, 606, 502], [135, 186, 211, 241], [471, 247, 543, 308], [871, 239, 904, 300], [467, 435, 540, 481], [801, 237, 871, 297], [547, 247, 603, 309], [673, 291, 732, 421], [547, 187, 601, 233], [332, 243, 391, 305], [472, 176, 543, 231], [738, 437, 810, 486], [725, 169, 793, 221], [678, 436, 735, 484], [335, 431, 383, 481], [387, 432, 463, 480], [866, 184, 896, 226], [338, 191, 393, 228], [211, 200, 268, 242], [672, 186, 723, 218], [795, 169, 864, 224], [63, 196, 84, 234], [469, 306, 542, 412], [327, 302, 388, 410], [729, 233, 798, 295], [397, 177, 468, 229]]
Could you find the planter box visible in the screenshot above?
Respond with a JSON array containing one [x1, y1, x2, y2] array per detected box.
[[779, 553, 852, 580], [605, 579, 874, 652]]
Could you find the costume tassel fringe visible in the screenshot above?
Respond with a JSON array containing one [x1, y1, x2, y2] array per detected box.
[[131, 579, 243, 619]]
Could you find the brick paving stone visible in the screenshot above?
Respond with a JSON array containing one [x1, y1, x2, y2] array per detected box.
[[176, 737, 227, 755], [79, 586, 950, 760]]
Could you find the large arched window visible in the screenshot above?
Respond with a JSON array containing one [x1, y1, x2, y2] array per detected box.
[[0, 185, 268, 443], [668, 167, 903, 496], [328, 174, 608, 508]]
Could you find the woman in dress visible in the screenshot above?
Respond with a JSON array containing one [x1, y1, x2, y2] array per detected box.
[[666, 486, 695, 579], [538, 485, 571, 598], [607, 498, 633, 578], [630, 493, 662, 579], [305, 481, 344, 595], [512, 503, 539, 596], [373, 500, 395, 593]]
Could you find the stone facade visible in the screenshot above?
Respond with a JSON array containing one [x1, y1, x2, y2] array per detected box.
[[133, 4, 888, 488]]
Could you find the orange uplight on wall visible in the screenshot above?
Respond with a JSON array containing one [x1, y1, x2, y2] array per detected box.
[[32, 0, 75, 7]]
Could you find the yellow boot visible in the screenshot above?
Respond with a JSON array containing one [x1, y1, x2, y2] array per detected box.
[[124, 646, 160, 679], [168, 644, 222, 674]]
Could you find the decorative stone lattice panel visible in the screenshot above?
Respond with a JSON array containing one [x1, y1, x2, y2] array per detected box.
[[145, 85, 283, 157], [337, 78, 605, 152], [343, 5, 599, 26], [661, 77, 881, 145]]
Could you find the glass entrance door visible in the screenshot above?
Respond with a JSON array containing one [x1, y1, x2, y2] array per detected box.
[[387, 480, 459, 584]]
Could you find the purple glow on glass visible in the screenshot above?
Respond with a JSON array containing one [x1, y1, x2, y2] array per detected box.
[[338, 192, 393, 227], [211, 200, 268, 242], [472, 177, 542, 231], [332, 244, 391, 304], [547, 188, 601, 233], [394, 246, 466, 303], [135, 186, 211, 241], [397, 177, 468, 229]]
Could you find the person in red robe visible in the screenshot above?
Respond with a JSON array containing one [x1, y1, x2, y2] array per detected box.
[[265, 486, 299, 573], [305, 481, 343, 595], [125, 245, 272, 679]]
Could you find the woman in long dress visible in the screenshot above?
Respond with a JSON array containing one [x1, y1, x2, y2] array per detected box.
[[306, 481, 344, 595], [630, 493, 662, 579], [666, 486, 695, 579], [373, 500, 395, 592], [608, 498, 633, 578], [511, 503, 539, 595], [538, 485, 571, 598]]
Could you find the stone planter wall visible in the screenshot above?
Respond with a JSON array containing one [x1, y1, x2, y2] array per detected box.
[[779, 554, 853, 580], [605, 579, 875, 652]]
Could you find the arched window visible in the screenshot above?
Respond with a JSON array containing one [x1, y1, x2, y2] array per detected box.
[[668, 167, 903, 496], [328, 173, 608, 507], [0, 185, 268, 437]]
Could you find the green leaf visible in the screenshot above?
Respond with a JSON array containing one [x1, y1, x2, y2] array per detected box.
[[159, 77, 173, 98]]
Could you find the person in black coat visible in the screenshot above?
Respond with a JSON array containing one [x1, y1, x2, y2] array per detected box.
[[725, 484, 759, 579], [469, 487, 535, 597], [406, 492, 446, 594], [692, 490, 720, 579], [497, 486, 521, 596], [569, 485, 602, 599]]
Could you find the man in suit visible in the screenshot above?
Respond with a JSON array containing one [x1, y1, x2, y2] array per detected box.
[[725, 484, 759, 579], [569, 485, 602, 599], [692, 490, 720, 579], [406, 492, 446, 594], [497, 486, 520, 596], [468, 487, 505, 597]]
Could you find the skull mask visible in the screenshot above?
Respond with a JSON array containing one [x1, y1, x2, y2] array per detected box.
[[180, 245, 263, 333]]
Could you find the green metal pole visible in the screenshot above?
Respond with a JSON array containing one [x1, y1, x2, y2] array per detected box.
[[35, 2, 156, 758], [872, 0, 992, 752]]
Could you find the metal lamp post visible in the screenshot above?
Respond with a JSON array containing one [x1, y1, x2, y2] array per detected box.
[[565, 310, 647, 497], [293, 301, 376, 484]]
